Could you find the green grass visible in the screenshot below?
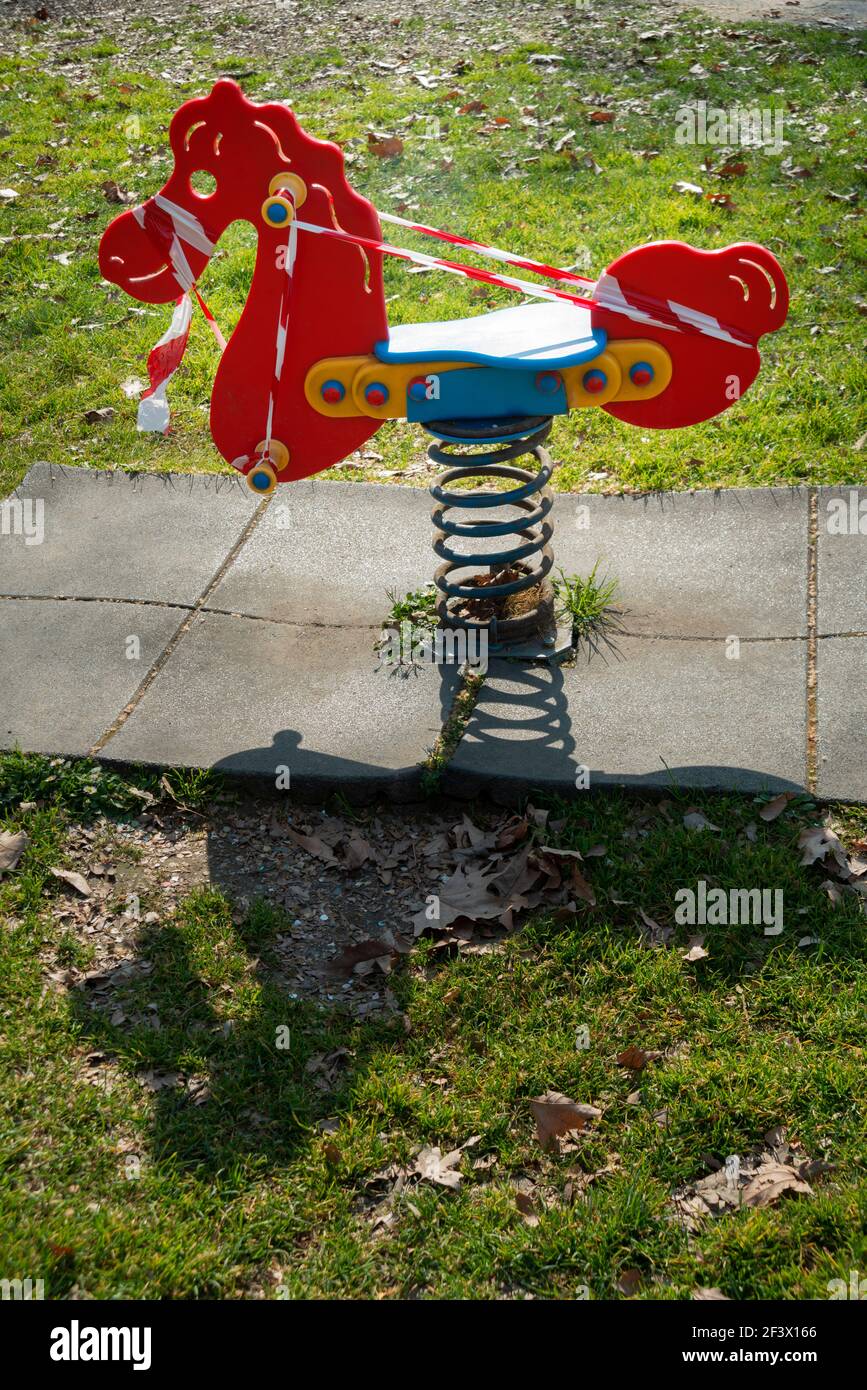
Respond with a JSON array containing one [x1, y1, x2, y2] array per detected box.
[[1, 751, 864, 1298], [1, 3, 865, 499], [555, 561, 620, 638], [382, 582, 439, 633]]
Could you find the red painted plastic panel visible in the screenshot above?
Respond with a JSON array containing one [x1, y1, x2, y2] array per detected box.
[[591, 241, 788, 429], [99, 80, 387, 481]]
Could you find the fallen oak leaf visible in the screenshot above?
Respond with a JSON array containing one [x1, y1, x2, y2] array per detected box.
[[741, 1163, 813, 1209], [367, 133, 403, 158], [413, 1144, 463, 1188], [0, 829, 28, 874], [49, 867, 91, 897], [285, 826, 338, 865], [617, 1046, 662, 1070], [530, 1091, 602, 1152], [759, 790, 798, 822]]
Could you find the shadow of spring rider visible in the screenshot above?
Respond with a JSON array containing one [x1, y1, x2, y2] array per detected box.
[[99, 80, 789, 656]]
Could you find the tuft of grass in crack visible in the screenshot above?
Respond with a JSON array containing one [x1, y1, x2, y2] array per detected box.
[[377, 583, 441, 669], [554, 562, 621, 640], [421, 668, 485, 794], [160, 767, 225, 811], [382, 583, 439, 632]]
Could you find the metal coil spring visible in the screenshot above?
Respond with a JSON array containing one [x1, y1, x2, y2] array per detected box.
[[426, 415, 555, 645]]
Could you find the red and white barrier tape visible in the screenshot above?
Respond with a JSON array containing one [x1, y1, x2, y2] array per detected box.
[[136, 292, 193, 434], [378, 209, 597, 291], [132, 188, 755, 438], [134, 198, 225, 433], [295, 215, 754, 348]]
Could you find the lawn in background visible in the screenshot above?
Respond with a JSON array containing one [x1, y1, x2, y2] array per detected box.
[[0, 2, 865, 497]]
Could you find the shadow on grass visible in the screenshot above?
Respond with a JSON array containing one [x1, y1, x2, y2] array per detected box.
[[67, 895, 412, 1176]]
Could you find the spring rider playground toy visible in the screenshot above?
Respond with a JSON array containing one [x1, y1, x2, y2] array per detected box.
[[99, 80, 788, 654]]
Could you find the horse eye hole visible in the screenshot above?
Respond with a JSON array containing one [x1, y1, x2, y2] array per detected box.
[[190, 169, 217, 197]]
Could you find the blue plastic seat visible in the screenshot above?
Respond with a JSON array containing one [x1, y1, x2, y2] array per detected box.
[[375, 300, 605, 371]]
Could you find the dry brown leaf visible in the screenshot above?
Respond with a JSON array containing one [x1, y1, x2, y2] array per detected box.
[[693, 1287, 730, 1300], [616, 1046, 661, 1071], [367, 133, 403, 158], [530, 1091, 601, 1152], [759, 791, 798, 822], [588, 110, 614, 123], [616, 1268, 642, 1296], [50, 866, 91, 897], [413, 1145, 463, 1188], [0, 829, 28, 874], [285, 827, 338, 865], [741, 1163, 813, 1208]]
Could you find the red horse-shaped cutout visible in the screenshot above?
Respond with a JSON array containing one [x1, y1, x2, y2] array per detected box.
[[100, 80, 788, 487]]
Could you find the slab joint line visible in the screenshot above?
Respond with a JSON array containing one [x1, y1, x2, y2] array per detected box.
[[88, 498, 271, 755], [806, 488, 818, 794]]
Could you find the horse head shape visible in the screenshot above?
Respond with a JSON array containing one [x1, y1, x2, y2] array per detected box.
[[99, 78, 387, 481]]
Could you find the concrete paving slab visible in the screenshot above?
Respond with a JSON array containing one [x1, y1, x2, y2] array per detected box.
[[0, 598, 181, 757], [816, 637, 867, 801], [1, 463, 259, 606], [208, 480, 433, 628], [816, 487, 867, 634], [553, 487, 808, 639], [445, 636, 808, 799], [101, 612, 460, 797]]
